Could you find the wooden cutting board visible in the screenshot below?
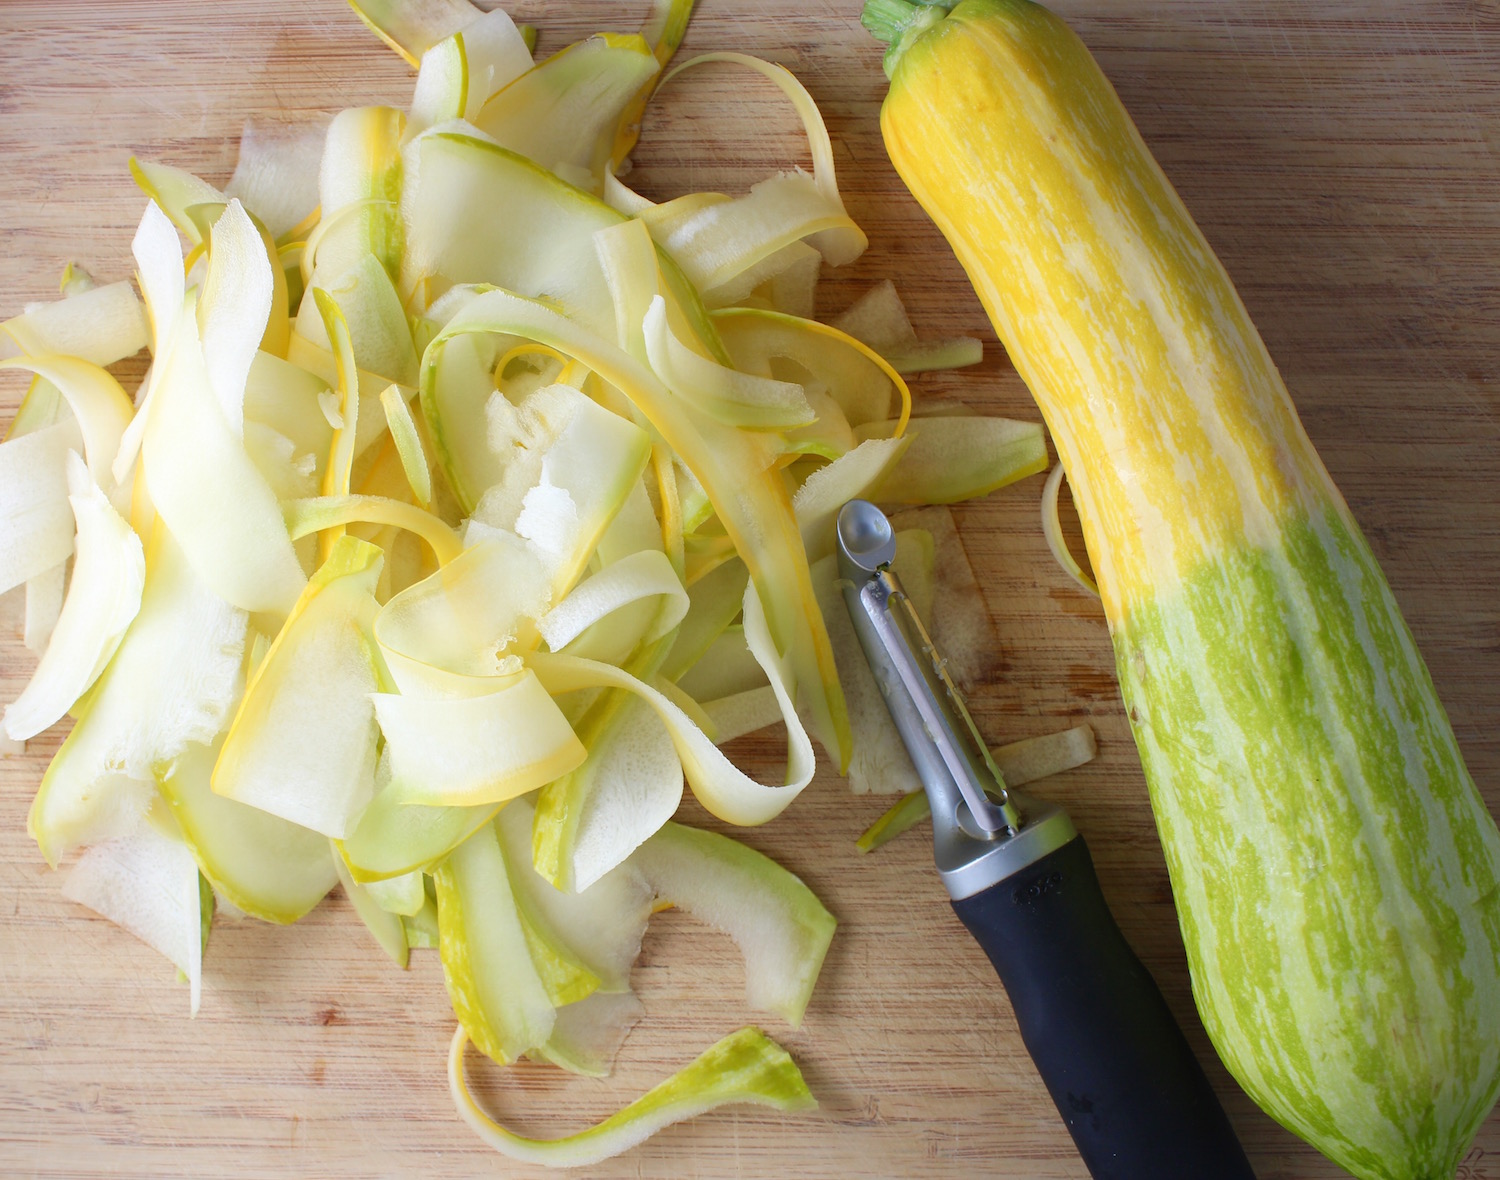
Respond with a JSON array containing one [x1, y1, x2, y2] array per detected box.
[[1, 1, 1497, 1176]]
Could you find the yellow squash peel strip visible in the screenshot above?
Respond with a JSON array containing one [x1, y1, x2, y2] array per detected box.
[[449, 1024, 815, 1169]]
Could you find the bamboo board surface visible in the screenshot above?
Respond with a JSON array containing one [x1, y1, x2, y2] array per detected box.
[[1, 1, 1497, 1177]]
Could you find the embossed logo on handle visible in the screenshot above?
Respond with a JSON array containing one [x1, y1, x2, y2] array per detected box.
[[1014, 871, 1063, 906]]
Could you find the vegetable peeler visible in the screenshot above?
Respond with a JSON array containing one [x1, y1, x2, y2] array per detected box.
[[835, 500, 1255, 1180]]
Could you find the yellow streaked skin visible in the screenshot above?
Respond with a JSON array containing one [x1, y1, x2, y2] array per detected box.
[[873, 4, 1500, 1176], [881, 0, 1336, 622]]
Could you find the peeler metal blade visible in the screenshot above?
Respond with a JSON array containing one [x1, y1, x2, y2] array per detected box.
[[834, 499, 1076, 900]]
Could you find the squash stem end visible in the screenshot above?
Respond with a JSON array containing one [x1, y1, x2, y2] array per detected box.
[[862, 0, 949, 78]]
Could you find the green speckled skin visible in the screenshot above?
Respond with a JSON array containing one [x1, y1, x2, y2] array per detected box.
[[1116, 507, 1500, 1180]]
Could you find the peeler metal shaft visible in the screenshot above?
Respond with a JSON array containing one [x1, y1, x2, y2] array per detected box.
[[834, 499, 1076, 900]]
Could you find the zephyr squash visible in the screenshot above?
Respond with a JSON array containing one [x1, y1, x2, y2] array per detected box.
[[863, 2, 1500, 1176]]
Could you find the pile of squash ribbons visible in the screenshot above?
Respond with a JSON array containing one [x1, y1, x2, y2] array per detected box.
[[0, 0, 1057, 1162]]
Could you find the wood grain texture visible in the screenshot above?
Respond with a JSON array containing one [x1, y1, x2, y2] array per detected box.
[[1, 1, 1496, 1177]]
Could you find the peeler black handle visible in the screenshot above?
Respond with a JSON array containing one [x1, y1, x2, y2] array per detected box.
[[951, 834, 1255, 1180]]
